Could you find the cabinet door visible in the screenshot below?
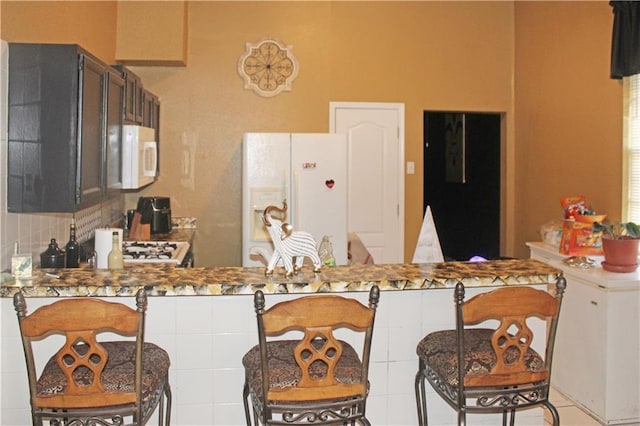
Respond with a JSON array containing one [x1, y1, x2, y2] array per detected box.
[[8, 43, 116, 212], [8, 43, 80, 212], [153, 98, 160, 137], [77, 54, 106, 206], [106, 68, 124, 192], [142, 89, 155, 128], [134, 77, 144, 125], [153, 97, 160, 173], [123, 73, 136, 123], [552, 277, 606, 419], [118, 67, 143, 125], [141, 89, 160, 174]]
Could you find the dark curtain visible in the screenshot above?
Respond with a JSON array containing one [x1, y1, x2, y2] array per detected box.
[[611, 1, 640, 79]]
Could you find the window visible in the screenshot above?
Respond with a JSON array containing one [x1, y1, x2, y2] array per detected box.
[[625, 74, 640, 222]]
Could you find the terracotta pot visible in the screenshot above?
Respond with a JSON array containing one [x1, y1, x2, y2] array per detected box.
[[601, 236, 639, 273]]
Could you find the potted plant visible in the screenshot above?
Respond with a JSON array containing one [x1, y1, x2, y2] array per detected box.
[[593, 221, 640, 272]]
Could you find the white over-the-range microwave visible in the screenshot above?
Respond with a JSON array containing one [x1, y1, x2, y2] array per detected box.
[[122, 125, 158, 189]]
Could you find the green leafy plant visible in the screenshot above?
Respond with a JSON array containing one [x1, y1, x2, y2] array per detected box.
[[593, 221, 640, 240]]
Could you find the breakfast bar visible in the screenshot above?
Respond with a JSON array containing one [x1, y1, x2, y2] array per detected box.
[[1, 259, 561, 425]]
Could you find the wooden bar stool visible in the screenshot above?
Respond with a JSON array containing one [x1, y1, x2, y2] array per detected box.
[[242, 286, 380, 425], [414, 277, 566, 426], [13, 289, 172, 426]]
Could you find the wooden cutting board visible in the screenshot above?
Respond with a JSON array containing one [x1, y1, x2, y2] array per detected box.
[[128, 212, 150, 240]]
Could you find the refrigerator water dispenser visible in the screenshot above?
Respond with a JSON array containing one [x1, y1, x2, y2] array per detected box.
[[250, 188, 285, 242]]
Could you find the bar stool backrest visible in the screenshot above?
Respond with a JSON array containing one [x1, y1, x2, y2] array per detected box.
[[14, 291, 146, 415], [456, 284, 562, 388], [255, 288, 379, 403]]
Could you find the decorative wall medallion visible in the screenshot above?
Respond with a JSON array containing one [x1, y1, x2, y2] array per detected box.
[[237, 38, 299, 97]]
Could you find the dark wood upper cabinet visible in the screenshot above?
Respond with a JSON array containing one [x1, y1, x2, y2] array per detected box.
[[7, 43, 123, 212], [117, 65, 140, 124], [111, 65, 154, 126], [105, 68, 125, 193], [142, 89, 159, 129], [122, 70, 137, 123]]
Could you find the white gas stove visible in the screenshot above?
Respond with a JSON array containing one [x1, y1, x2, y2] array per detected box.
[[122, 241, 190, 265]]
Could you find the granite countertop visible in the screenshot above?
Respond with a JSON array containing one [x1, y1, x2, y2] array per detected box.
[[0, 259, 561, 298], [528, 241, 640, 289]]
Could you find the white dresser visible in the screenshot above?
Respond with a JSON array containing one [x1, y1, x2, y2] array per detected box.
[[528, 242, 640, 425]]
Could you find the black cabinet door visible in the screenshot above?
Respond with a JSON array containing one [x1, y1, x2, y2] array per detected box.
[[8, 43, 81, 212], [142, 90, 152, 128], [112, 65, 143, 125], [142, 89, 160, 129], [134, 77, 144, 125], [141, 89, 161, 175], [7, 43, 114, 213], [124, 76, 136, 123], [105, 68, 124, 192], [78, 54, 106, 206], [152, 96, 160, 173]]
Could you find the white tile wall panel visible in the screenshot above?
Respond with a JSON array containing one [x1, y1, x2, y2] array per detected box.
[[0, 288, 550, 425]]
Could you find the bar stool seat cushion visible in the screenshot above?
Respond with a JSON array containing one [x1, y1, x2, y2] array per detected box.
[[36, 341, 170, 415], [243, 339, 363, 395], [417, 328, 545, 387]]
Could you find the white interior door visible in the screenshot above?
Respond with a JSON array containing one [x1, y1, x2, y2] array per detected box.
[[330, 102, 404, 264]]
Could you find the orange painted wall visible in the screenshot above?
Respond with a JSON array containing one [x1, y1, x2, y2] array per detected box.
[[514, 2, 621, 257], [128, 1, 515, 266], [0, 1, 621, 265], [1, 1, 117, 63]]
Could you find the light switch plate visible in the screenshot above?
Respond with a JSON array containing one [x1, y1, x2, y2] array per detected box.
[[407, 161, 415, 174]]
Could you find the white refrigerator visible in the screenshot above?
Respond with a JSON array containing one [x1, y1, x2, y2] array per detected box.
[[242, 132, 348, 267]]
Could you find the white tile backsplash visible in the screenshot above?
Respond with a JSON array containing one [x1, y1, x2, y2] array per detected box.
[[176, 333, 214, 370], [145, 297, 177, 334], [212, 368, 244, 404], [175, 403, 214, 426], [210, 295, 254, 333], [212, 403, 244, 426], [370, 325, 389, 362], [175, 296, 214, 333], [212, 333, 251, 368], [368, 361, 389, 397], [0, 372, 29, 410], [176, 369, 215, 405]]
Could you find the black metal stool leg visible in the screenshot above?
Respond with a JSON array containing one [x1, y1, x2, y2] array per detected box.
[[415, 359, 428, 426], [544, 401, 560, 426], [164, 382, 172, 426], [242, 380, 252, 426]]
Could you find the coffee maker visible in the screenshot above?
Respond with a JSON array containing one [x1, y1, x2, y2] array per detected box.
[[136, 196, 172, 234]]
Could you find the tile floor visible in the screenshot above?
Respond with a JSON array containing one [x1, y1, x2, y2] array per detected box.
[[546, 387, 601, 426]]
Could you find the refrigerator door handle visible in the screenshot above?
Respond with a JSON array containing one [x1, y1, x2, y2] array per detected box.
[[284, 168, 290, 200], [291, 169, 299, 227], [284, 167, 291, 221]]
